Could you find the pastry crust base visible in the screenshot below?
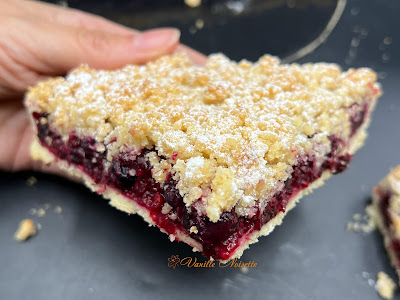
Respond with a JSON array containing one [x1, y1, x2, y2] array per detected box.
[[30, 114, 369, 262]]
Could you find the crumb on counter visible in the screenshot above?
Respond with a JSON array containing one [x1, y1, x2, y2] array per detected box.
[[26, 176, 37, 186], [37, 208, 46, 217], [54, 206, 63, 214], [375, 271, 396, 300], [240, 266, 249, 274], [185, 0, 201, 8], [195, 18, 204, 29], [346, 205, 376, 233], [189, 26, 197, 34], [14, 219, 36, 242]]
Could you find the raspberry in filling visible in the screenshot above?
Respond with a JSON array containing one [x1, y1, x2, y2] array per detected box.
[[33, 105, 364, 260]]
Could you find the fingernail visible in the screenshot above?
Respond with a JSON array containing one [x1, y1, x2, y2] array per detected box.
[[134, 28, 181, 53]]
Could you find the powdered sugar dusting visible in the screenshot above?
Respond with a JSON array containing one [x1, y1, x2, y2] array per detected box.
[[185, 156, 205, 179]]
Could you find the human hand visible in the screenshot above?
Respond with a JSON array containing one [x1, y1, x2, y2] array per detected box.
[[0, 0, 207, 176]]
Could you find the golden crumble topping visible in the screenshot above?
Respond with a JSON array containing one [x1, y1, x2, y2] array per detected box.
[[26, 53, 379, 222]]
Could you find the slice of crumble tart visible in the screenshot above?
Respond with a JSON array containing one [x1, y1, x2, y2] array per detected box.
[[25, 53, 381, 261], [372, 166, 400, 284]]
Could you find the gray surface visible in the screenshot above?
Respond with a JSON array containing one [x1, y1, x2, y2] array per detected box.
[[1, 0, 400, 299]]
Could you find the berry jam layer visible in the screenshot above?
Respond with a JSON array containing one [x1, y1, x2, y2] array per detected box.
[[376, 189, 400, 268], [32, 101, 366, 260]]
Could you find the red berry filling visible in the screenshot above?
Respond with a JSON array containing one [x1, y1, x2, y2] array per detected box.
[[390, 240, 400, 268], [378, 190, 392, 229], [376, 188, 400, 268], [32, 101, 365, 260], [348, 101, 368, 137]]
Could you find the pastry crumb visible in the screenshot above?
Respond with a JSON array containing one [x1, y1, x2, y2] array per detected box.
[[195, 18, 204, 29], [37, 208, 46, 217], [29, 208, 37, 216], [54, 205, 63, 214], [375, 271, 396, 300], [26, 176, 37, 186], [185, 0, 201, 8], [346, 205, 376, 233], [43, 203, 51, 210], [37, 223, 42, 230], [14, 219, 36, 241], [189, 26, 197, 34], [240, 266, 249, 274]]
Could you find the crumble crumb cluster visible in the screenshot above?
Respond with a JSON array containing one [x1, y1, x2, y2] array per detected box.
[[26, 176, 38, 187], [346, 205, 377, 233], [27, 53, 379, 221], [14, 219, 36, 242], [376, 271, 396, 300]]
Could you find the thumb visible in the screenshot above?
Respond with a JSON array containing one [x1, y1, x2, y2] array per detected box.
[[67, 27, 181, 70], [3, 17, 180, 76]]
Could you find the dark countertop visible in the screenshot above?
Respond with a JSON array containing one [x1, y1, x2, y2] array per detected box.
[[1, 0, 399, 299]]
